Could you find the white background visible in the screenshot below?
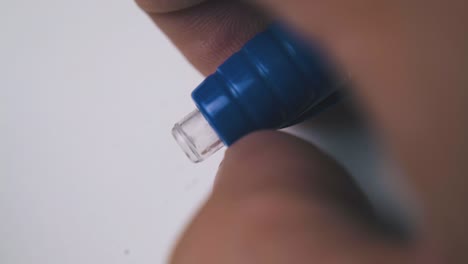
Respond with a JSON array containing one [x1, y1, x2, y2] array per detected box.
[[0, 0, 405, 263], [1, 1, 224, 263]]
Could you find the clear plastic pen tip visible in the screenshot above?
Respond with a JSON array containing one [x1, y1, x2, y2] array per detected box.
[[172, 109, 224, 163]]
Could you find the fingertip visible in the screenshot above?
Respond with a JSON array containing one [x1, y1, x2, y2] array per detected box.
[[142, 0, 269, 75], [215, 131, 363, 204], [135, 0, 206, 14]]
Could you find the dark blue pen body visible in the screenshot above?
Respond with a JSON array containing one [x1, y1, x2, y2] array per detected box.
[[192, 24, 340, 146]]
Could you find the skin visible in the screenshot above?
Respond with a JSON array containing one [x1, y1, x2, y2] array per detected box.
[[135, 0, 468, 263]]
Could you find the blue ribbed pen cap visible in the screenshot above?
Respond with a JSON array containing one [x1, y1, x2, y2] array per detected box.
[[191, 24, 339, 146]]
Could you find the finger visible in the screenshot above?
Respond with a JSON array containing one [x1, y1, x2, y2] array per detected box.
[[215, 131, 372, 214], [136, 0, 269, 75], [171, 131, 413, 264]]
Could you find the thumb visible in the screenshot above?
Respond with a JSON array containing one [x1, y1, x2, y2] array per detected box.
[[170, 131, 412, 264]]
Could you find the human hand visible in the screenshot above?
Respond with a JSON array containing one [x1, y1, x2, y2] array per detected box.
[[136, 1, 468, 262]]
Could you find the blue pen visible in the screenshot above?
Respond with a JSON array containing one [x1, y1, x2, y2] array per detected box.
[[172, 24, 342, 163]]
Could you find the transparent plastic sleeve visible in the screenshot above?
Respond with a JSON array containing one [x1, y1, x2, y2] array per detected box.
[[172, 109, 224, 163]]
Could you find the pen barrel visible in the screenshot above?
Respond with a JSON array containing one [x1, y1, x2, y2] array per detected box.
[[192, 24, 338, 146]]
